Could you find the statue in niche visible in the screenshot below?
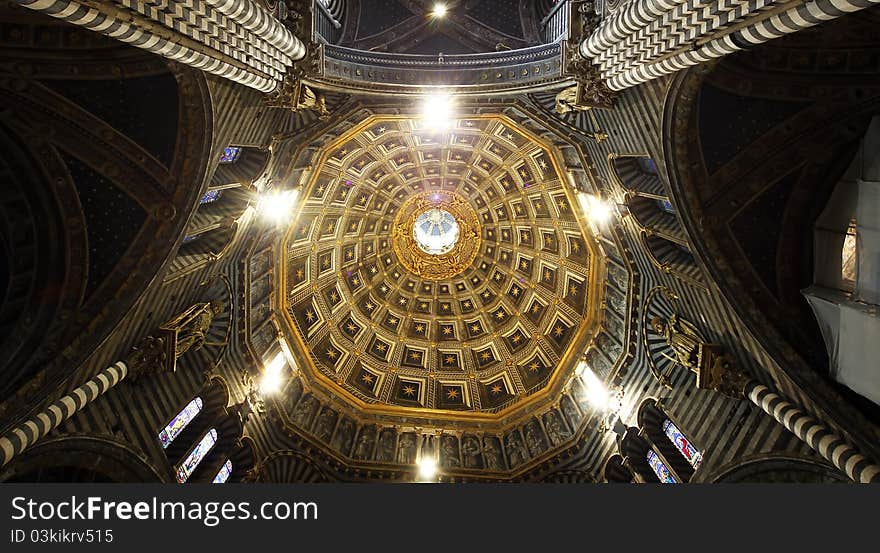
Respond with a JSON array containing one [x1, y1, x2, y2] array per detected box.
[[524, 421, 548, 456], [561, 395, 582, 429], [397, 432, 417, 464], [160, 300, 225, 360], [461, 435, 483, 469], [651, 311, 735, 391], [607, 288, 626, 314], [555, 85, 593, 115], [608, 263, 628, 290], [376, 428, 397, 462], [314, 407, 337, 442], [604, 310, 623, 337], [283, 377, 303, 414], [505, 431, 528, 467], [543, 410, 570, 445], [651, 314, 706, 372], [292, 394, 319, 429], [331, 417, 355, 455], [439, 435, 461, 468], [354, 426, 376, 460], [297, 84, 330, 117], [483, 436, 505, 470]]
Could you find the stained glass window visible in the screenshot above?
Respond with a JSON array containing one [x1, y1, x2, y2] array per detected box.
[[213, 460, 233, 484], [220, 146, 242, 164], [637, 157, 658, 175], [182, 234, 199, 244], [657, 198, 676, 214], [200, 190, 224, 205], [176, 429, 218, 483], [646, 449, 677, 483], [663, 419, 702, 468], [158, 397, 203, 449]]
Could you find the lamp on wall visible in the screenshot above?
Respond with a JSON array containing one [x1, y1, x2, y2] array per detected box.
[[575, 359, 625, 433]]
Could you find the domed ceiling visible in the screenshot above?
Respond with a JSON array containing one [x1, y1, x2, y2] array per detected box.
[[276, 114, 603, 425]]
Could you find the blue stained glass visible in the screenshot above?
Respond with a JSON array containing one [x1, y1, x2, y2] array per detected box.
[[176, 429, 218, 483], [200, 190, 223, 204], [158, 397, 203, 449], [637, 157, 658, 175], [220, 147, 242, 164], [182, 235, 199, 244], [212, 460, 233, 484], [647, 449, 677, 483], [663, 419, 702, 468], [657, 199, 676, 214]]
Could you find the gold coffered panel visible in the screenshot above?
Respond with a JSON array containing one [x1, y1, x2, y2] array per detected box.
[[276, 114, 603, 425]]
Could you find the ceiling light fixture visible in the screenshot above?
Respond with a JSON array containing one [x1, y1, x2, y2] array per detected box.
[[258, 189, 300, 225], [430, 2, 448, 18], [420, 93, 453, 130], [417, 457, 438, 481], [259, 351, 287, 396], [577, 192, 613, 227]]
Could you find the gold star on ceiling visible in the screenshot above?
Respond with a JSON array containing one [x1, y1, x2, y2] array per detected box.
[[402, 385, 416, 397], [446, 388, 460, 400]]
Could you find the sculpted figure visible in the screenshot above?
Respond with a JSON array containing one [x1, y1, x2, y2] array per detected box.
[[483, 437, 504, 470], [505, 432, 528, 467], [397, 433, 417, 464], [440, 435, 461, 468], [652, 314, 705, 371], [544, 411, 570, 445], [461, 436, 483, 469], [376, 429, 396, 462], [165, 301, 225, 358], [354, 427, 376, 460]]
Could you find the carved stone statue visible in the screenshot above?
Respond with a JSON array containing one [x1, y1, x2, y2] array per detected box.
[[505, 431, 528, 467], [314, 407, 337, 442], [524, 421, 548, 455], [297, 83, 330, 117], [354, 426, 376, 460], [561, 395, 582, 429], [483, 437, 504, 470], [397, 432, 417, 464], [292, 395, 319, 429], [555, 85, 590, 115], [331, 418, 355, 454], [440, 435, 461, 468], [544, 411, 570, 445], [651, 314, 706, 372], [376, 428, 396, 462], [161, 300, 225, 359], [461, 435, 483, 469]]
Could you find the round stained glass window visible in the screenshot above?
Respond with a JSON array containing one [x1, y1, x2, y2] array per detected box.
[[413, 209, 460, 255]]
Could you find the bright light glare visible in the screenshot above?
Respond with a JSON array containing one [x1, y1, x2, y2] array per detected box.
[[420, 93, 453, 130], [578, 193, 613, 226], [258, 189, 299, 225], [418, 457, 438, 480], [259, 352, 287, 396], [431, 2, 448, 17], [577, 360, 610, 410]]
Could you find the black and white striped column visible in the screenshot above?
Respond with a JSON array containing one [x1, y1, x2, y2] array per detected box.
[[14, 0, 305, 92], [746, 381, 880, 483], [582, 0, 880, 91], [0, 362, 128, 467]]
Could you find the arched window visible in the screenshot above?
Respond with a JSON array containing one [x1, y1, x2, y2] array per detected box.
[[657, 198, 675, 214], [212, 459, 233, 484], [646, 449, 678, 483], [662, 419, 702, 468], [158, 397, 203, 449], [199, 190, 224, 205], [176, 429, 218, 483], [219, 147, 242, 164], [842, 217, 857, 288]]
